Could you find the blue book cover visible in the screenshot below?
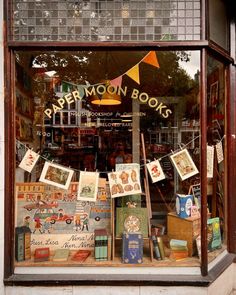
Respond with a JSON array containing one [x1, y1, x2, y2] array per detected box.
[[122, 232, 143, 264]]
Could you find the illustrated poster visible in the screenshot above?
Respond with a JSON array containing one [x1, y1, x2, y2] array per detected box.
[[19, 149, 40, 173], [146, 159, 165, 183]]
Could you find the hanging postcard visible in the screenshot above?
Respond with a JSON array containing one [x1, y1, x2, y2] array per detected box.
[[19, 149, 40, 173], [215, 141, 224, 164], [146, 159, 165, 183], [207, 145, 214, 178], [78, 171, 99, 202], [170, 148, 199, 181], [39, 162, 74, 190], [108, 167, 142, 198]]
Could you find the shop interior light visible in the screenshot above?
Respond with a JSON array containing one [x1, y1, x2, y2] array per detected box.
[[91, 80, 121, 105]]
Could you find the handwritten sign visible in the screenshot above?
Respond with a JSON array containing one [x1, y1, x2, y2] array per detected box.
[[189, 184, 201, 209], [30, 233, 94, 251]]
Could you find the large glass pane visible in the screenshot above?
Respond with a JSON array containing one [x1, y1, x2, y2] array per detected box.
[[15, 50, 205, 268], [206, 54, 227, 260]]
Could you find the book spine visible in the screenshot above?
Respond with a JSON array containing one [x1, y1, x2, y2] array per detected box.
[[15, 231, 25, 262], [151, 235, 161, 260], [95, 236, 100, 261], [157, 237, 165, 260], [107, 236, 112, 260], [24, 232, 31, 260], [103, 235, 108, 260]]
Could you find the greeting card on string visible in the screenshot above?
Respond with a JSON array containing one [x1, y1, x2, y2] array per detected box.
[[19, 149, 40, 173], [170, 149, 199, 181], [78, 171, 99, 202], [215, 141, 224, 164], [207, 145, 214, 178], [108, 167, 142, 198], [39, 162, 74, 190], [146, 159, 165, 183]]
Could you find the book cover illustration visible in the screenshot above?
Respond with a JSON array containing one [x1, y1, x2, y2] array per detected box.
[[71, 250, 91, 262], [122, 232, 143, 264], [116, 208, 148, 238], [175, 194, 193, 218], [207, 217, 222, 252], [52, 249, 70, 262]]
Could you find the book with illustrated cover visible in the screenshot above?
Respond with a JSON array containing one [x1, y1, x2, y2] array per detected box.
[[122, 232, 143, 264], [207, 217, 222, 252], [71, 250, 91, 262], [34, 247, 50, 262], [52, 249, 70, 262]]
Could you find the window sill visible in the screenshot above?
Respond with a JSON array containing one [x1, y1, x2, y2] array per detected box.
[[4, 253, 235, 287]]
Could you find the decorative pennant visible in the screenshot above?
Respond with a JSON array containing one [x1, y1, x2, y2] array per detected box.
[[207, 145, 214, 178], [215, 141, 224, 164], [39, 162, 74, 190], [142, 51, 160, 68], [110, 75, 123, 87], [126, 64, 140, 84], [78, 171, 99, 202], [146, 159, 165, 183], [170, 148, 199, 181], [19, 149, 40, 173], [108, 167, 142, 198]]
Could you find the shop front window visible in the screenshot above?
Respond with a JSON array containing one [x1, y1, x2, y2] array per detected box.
[[14, 50, 226, 270]]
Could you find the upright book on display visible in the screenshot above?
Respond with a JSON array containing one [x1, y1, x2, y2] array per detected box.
[[122, 232, 143, 264]]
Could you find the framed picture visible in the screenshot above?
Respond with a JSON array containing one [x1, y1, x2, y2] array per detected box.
[[39, 162, 74, 190], [78, 171, 99, 202], [170, 148, 199, 181], [210, 81, 219, 107]]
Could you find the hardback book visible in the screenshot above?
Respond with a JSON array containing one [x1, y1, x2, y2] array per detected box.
[[207, 217, 222, 252], [157, 236, 165, 260], [116, 208, 148, 238], [22, 226, 31, 260], [34, 247, 50, 262], [122, 232, 143, 264], [94, 229, 108, 261], [170, 249, 189, 260], [151, 235, 161, 260], [170, 239, 188, 251], [53, 249, 70, 262], [15, 226, 25, 262], [176, 194, 193, 218], [71, 250, 91, 262]]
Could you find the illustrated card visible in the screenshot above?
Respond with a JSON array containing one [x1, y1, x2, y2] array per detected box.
[[19, 149, 40, 173], [78, 171, 99, 201], [207, 145, 214, 178], [146, 159, 165, 183], [170, 148, 199, 181], [39, 162, 74, 190], [108, 167, 142, 198], [215, 141, 224, 164]]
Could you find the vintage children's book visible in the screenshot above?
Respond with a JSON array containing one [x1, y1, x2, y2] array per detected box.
[[94, 229, 108, 261], [53, 249, 70, 262], [71, 250, 91, 262], [122, 232, 143, 264], [151, 234, 161, 260], [15, 226, 25, 262], [34, 247, 50, 262], [207, 217, 222, 252]]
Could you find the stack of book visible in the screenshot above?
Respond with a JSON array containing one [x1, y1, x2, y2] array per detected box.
[[15, 226, 31, 262], [169, 239, 188, 260], [94, 229, 109, 261], [122, 232, 143, 264]]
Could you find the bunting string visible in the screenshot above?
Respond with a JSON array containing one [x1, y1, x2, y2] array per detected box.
[[15, 133, 211, 175]]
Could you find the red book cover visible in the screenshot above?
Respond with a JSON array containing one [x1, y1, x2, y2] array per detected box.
[[71, 250, 91, 262]]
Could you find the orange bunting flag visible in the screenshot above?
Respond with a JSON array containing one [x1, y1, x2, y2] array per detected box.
[[142, 51, 160, 68], [126, 64, 140, 84], [110, 75, 123, 87]]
